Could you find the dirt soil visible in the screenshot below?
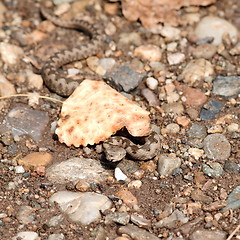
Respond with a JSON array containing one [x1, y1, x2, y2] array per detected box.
[[0, 0, 239, 239]]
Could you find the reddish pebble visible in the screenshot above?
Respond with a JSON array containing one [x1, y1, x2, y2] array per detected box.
[[115, 188, 138, 207]]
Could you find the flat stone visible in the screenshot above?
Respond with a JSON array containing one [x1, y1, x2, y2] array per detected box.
[[46, 157, 110, 184], [105, 212, 130, 225], [155, 210, 189, 229], [189, 229, 227, 240], [49, 191, 112, 225], [175, 82, 208, 107], [203, 133, 231, 160], [0, 107, 49, 143], [16, 206, 36, 224], [18, 152, 53, 170], [104, 65, 146, 92], [200, 100, 224, 121], [221, 185, 240, 212], [12, 231, 40, 240], [191, 189, 213, 204], [212, 76, 240, 97], [195, 16, 238, 44], [118, 224, 159, 240]]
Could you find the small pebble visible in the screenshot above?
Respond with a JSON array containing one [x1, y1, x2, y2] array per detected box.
[[14, 165, 25, 174], [191, 189, 213, 204], [180, 58, 214, 85], [18, 152, 53, 170], [128, 180, 142, 189], [145, 77, 158, 90], [158, 154, 181, 176], [118, 224, 159, 240], [115, 188, 138, 207], [189, 229, 227, 240], [203, 133, 231, 160], [192, 43, 217, 59], [48, 233, 65, 240], [167, 52, 185, 65], [202, 162, 223, 177], [141, 88, 160, 106], [134, 44, 162, 61], [164, 123, 180, 135], [188, 148, 204, 160], [200, 100, 224, 121], [115, 167, 128, 182], [227, 123, 239, 132]]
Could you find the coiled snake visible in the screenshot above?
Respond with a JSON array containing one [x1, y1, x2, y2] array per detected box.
[[40, 4, 161, 161]]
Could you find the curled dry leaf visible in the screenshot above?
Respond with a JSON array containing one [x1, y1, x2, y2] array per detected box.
[[122, 0, 216, 28], [56, 80, 151, 147]]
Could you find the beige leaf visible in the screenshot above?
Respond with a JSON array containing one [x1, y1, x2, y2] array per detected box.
[[56, 80, 151, 147]]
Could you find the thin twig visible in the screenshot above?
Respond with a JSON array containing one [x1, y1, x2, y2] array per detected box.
[[0, 94, 63, 103], [226, 224, 240, 240]]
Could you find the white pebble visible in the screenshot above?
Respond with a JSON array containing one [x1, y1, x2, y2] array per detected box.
[[128, 180, 142, 189], [146, 77, 158, 90], [14, 166, 25, 174], [115, 167, 128, 181], [188, 148, 204, 160], [195, 16, 238, 44], [160, 26, 181, 40], [167, 53, 185, 65], [227, 123, 239, 132], [12, 231, 40, 240]]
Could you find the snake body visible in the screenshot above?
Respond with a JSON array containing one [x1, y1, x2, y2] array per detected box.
[[103, 131, 161, 161], [40, 5, 105, 96], [40, 5, 161, 160]]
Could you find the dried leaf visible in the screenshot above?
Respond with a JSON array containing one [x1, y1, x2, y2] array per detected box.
[[56, 80, 151, 147]]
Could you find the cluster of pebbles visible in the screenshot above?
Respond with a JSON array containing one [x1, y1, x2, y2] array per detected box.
[[0, 0, 239, 239]]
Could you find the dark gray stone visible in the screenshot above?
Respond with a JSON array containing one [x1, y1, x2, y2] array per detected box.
[[104, 65, 146, 92], [200, 100, 224, 121]]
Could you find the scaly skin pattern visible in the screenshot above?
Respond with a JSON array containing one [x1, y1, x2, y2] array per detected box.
[[103, 131, 161, 161], [40, 5, 105, 96]]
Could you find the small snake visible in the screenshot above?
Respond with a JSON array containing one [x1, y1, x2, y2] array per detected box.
[[103, 131, 161, 161], [40, 4, 161, 160], [40, 4, 105, 96]]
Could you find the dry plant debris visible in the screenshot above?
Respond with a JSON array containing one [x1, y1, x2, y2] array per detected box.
[[56, 79, 151, 147], [121, 0, 216, 28]]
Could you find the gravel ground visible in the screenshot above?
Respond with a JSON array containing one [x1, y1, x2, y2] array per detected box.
[[0, 0, 239, 239]]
